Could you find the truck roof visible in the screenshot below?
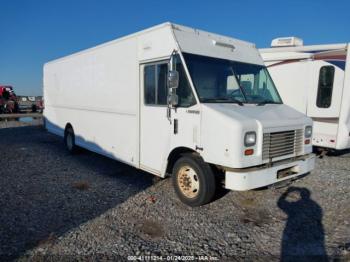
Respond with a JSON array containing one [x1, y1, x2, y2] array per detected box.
[[45, 22, 258, 66]]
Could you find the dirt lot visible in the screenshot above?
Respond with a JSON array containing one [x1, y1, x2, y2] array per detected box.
[[0, 126, 349, 261]]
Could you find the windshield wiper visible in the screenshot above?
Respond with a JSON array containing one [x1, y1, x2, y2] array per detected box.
[[257, 100, 282, 106], [202, 98, 244, 106]]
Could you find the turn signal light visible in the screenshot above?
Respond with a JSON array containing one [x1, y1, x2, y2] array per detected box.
[[304, 139, 310, 145], [244, 149, 254, 156]]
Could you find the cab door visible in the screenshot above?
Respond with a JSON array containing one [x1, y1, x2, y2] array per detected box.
[[140, 61, 171, 175], [139, 54, 200, 177]]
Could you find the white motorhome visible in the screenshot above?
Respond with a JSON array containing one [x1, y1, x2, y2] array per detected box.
[[44, 23, 315, 206], [260, 38, 350, 150]]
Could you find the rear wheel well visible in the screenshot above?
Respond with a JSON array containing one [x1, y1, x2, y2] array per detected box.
[[166, 147, 199, 175]]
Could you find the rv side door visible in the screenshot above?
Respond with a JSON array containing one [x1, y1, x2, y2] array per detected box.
[[307, 59, 345, 118]]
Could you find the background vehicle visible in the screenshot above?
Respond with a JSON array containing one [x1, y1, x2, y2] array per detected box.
[[44, 23, 315, 206], [260, 38, 350, 150], [0, 85, 19, 114], [17, 96, 44, 113]]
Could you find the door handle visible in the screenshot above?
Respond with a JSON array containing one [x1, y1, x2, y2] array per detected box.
[[174, 119, 178, 134]]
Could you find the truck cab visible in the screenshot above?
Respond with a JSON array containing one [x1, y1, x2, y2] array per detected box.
[[138, 25, 315, 206]]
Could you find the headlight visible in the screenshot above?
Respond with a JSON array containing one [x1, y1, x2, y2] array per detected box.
[[305, 126, 312, 138], [244, 131, 256, 147]]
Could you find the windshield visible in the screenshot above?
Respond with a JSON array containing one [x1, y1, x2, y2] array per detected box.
[[183, 53, 282, 104]]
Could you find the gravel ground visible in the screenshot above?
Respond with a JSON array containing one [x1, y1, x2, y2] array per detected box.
[[0, 126, 349, 261], [0, 117, 42, 129]]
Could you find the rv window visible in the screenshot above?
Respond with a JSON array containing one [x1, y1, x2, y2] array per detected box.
[[316, 66, 335, 108], [144, 63, 168, 106]]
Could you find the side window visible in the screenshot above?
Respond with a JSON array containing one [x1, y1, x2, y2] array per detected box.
[[144, 63, 168, 105], [174, 55, 196, 107], [316, 66, 335, 108]]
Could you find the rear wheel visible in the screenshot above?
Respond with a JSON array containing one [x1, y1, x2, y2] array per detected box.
[[172, 154, 216, 206], [64, 127, 78, 153]]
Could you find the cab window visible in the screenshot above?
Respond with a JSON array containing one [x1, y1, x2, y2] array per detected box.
[[144, 63, 168, 105]]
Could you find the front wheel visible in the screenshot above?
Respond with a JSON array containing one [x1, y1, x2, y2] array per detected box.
[[172, 154, 216, 207]]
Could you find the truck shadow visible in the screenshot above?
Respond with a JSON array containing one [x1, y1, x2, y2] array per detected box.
[[278, 186, 328, 261], [0, 125, 155, 260]]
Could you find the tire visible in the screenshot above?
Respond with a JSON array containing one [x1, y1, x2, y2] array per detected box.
[[172, 154, 216, 206], [31, 104, 37, 113], [64, 127, 78, 154]]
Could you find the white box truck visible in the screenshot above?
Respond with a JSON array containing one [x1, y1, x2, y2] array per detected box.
[[44, 23, 315, 206], [260, 38, 350, 151]]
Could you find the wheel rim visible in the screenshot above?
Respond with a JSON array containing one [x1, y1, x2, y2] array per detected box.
[[66, 132, 73, 150], [177, 165, 200, 199]]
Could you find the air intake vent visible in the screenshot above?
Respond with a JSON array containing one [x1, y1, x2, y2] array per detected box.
[[212, 40, 235, 51]]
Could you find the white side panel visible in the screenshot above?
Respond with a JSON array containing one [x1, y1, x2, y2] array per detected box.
[[337, 44, 350, 149], [44, 36, 140, 166], [44, 38, 139, 114], [312, 120, 339, 148], [267, 61, 309, 114]]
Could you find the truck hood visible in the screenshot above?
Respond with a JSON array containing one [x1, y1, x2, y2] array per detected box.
[[201, 103, 310, 130], [199, 103, 312, 168]]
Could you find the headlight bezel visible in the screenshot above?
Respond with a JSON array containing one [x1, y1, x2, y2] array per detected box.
[[244, 131, 256, 147], [305, 126, 313, 138]]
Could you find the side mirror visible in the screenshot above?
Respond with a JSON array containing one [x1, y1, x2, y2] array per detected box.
[[168, 93, 178, 107], [168, 70, 179, 89]]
